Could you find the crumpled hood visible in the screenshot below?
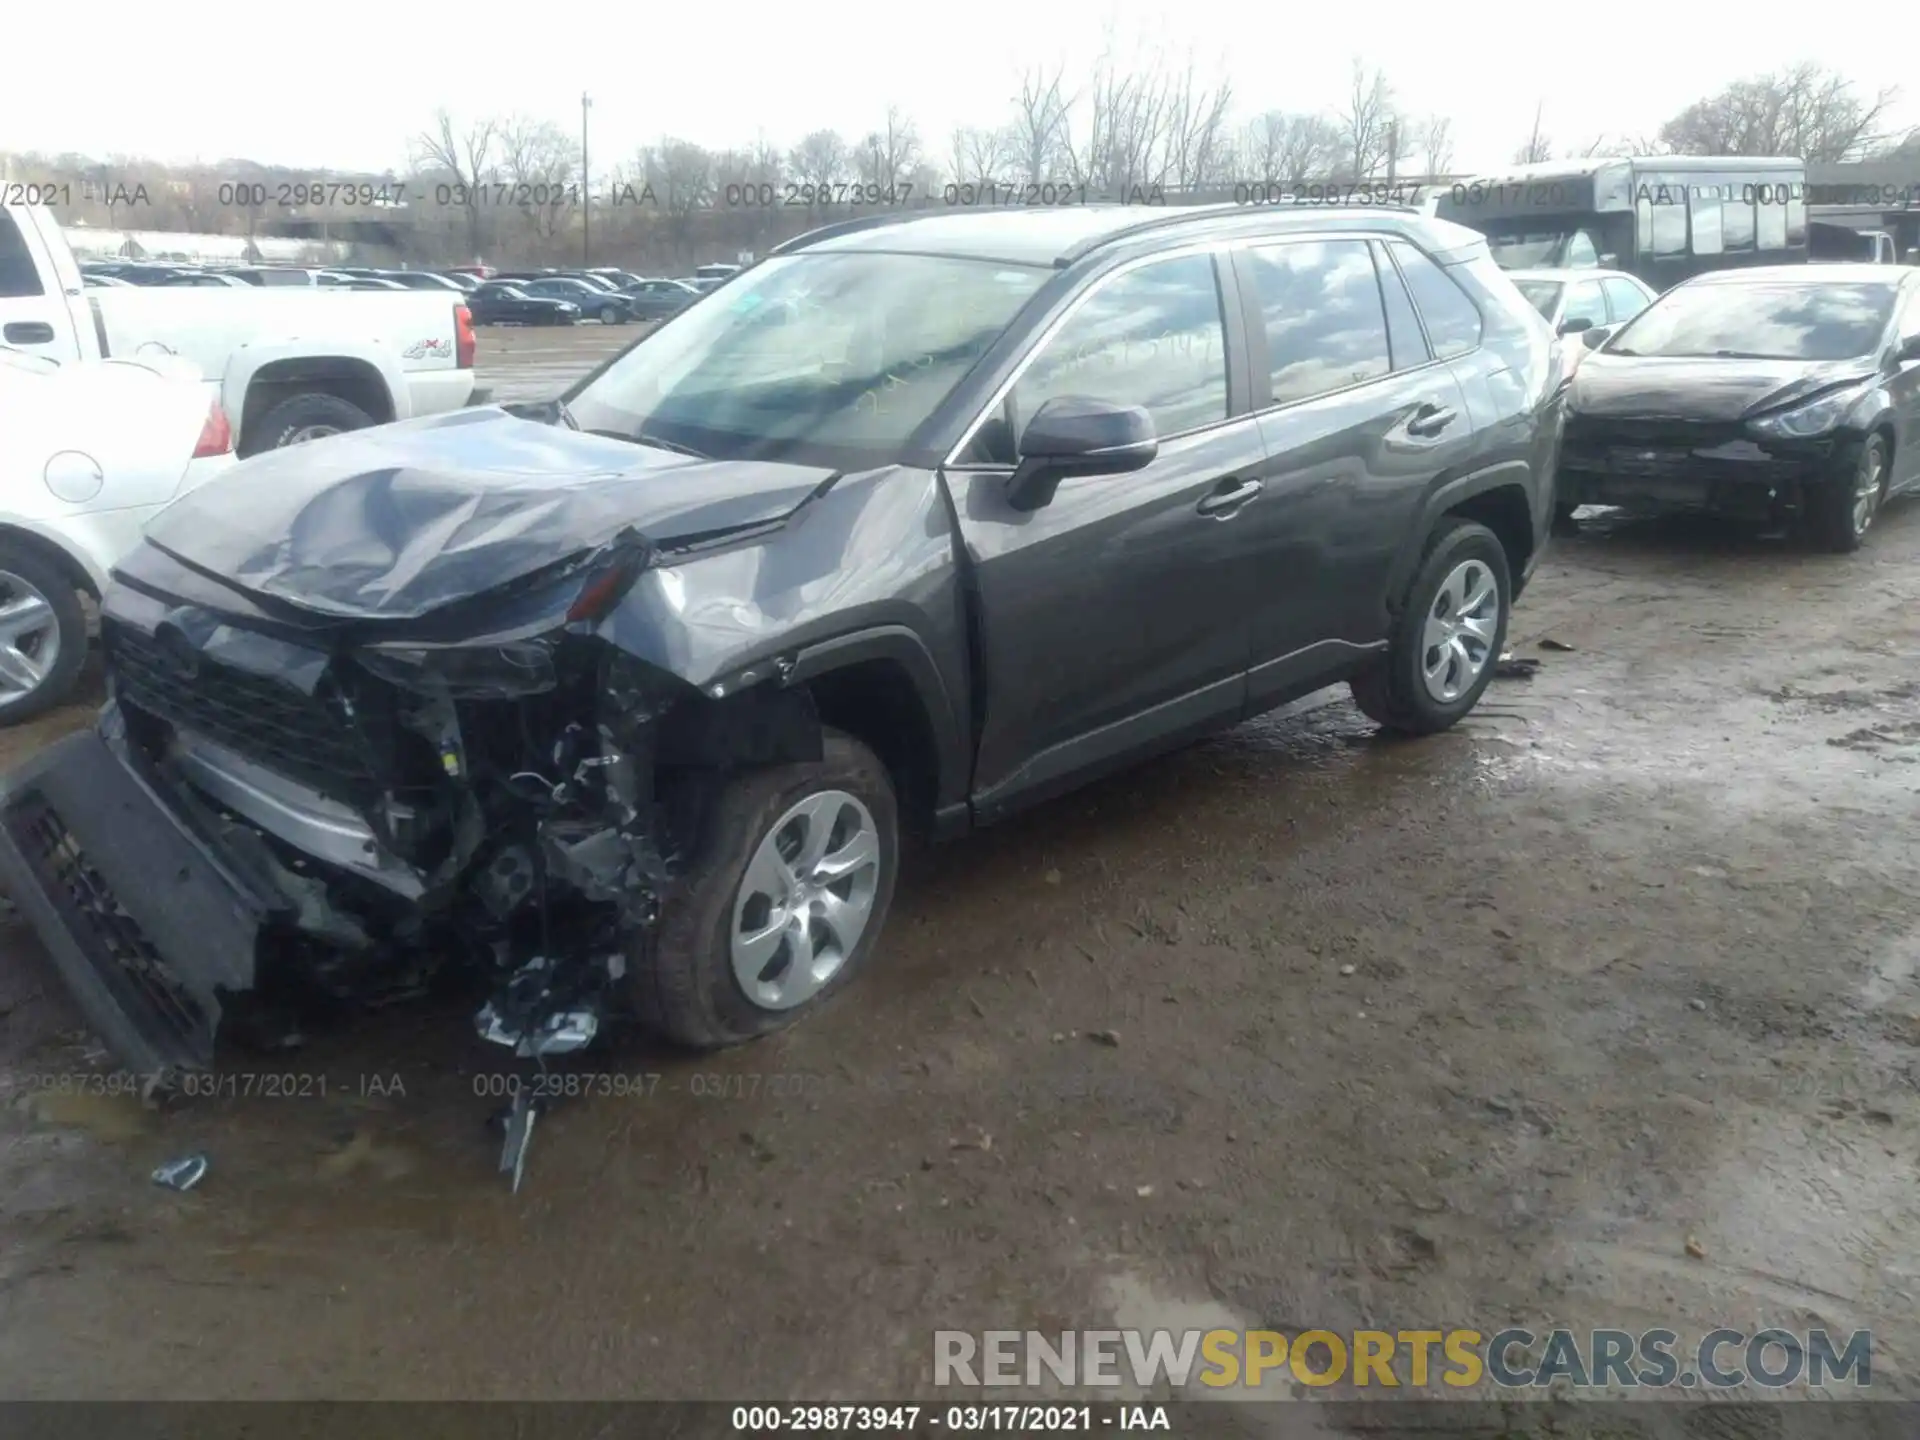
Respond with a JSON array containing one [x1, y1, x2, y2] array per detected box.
[[141, 407, 836, 620], [1571, 354, 1878, 424]]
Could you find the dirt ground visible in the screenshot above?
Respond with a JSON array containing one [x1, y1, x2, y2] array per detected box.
[[2, 327, 1918, 1410]]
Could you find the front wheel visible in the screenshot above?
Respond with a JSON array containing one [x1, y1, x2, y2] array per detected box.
[[1351, 517, 1511, 736], [597, 305, 621, 324], [633, 731, 899, 1049], [1802, 433, 1889, 554]]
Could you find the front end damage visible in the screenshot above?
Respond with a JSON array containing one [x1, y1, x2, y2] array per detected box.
[[0, 526, 820, 1181]]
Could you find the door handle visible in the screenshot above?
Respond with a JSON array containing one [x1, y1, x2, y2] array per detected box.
[[3, 322, 56, 345], [1406, 404, 1458, 438], [1196, 477, 1264, 517]]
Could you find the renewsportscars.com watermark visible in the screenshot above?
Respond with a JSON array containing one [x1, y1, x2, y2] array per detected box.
[[935, 1328, 1872, 1391]]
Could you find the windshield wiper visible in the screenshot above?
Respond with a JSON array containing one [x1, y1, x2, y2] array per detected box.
[[629, 431, 710, 460]]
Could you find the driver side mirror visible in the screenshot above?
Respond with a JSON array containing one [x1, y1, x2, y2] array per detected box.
[[1558, 315, 1593, 336], [1582, 325, 1613, 350], [1007, 396, 1159, 511], [1896, 334, 1920, 363]]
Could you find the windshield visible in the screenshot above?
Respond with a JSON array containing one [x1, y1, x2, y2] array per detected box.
[[1606, 282, 1896, 361], [565, 251, 1051, 461], [1513, 280, 1563, 319], [1485, 229, 1579, 269]]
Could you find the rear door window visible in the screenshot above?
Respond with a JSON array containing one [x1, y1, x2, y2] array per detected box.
[[1242, 239, 1392, 405]]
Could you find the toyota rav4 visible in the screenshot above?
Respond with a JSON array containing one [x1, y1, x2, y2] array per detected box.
[[0, 203, 1564, 1156]]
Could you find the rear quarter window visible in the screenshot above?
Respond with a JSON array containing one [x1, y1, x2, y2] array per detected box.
[[1387, 241, 1483, 358]]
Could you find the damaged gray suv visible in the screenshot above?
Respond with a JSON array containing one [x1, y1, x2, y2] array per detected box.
[[0, 205, 1562, 1118]]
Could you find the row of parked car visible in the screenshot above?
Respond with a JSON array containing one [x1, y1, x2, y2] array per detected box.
[[77, 259, 742, 327]]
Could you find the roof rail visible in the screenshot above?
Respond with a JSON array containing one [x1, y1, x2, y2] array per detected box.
[[769, 213, 918, 255], [1052, 202, 1247, 265]]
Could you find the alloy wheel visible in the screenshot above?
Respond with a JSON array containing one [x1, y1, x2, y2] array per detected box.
[[729, 789, 883, 1011], [0, 571, 62, 707], [1853, 443, 1887, 536], [1420, 559, 1500, 704]]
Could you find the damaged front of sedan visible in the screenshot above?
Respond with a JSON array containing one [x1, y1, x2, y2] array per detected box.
[[0, 235, 1035, 1180]]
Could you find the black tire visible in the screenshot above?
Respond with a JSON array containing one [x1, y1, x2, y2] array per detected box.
[[633, 730, 900, 1049], [0, 540, 88, 727], [246, 392, 377, 455], [1801, 433, 1889, 554], [597, 305, 621, 325], [1350, 517, 1512, 736]]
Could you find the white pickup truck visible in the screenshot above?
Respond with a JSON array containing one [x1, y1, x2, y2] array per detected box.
[[0, 201, 478, 455]]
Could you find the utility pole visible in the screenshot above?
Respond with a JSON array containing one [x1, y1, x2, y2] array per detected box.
[[581, 92, 593, 267]]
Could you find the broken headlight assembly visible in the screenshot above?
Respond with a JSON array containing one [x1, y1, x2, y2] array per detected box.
[[356, 638, 560, 698]]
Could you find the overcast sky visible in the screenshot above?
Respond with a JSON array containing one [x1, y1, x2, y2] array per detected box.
[[7, 1, 1913, 175]]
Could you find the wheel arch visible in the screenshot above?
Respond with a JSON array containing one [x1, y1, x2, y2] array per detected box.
[[233, 353, 399, 455], [786, 627, 970, 840], [0, 522, 105, 599], [1385, 464, 1536, 617]]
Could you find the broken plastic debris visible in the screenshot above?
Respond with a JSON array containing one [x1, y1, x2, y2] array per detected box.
[[151, 1153, 209, 1192], [1684, 1235, 1707, 1260], [499, 1090, 538, 1193], [1539, 638, 1576, 652], [1087, 1029, 1121, 1047], [1494, 656, 1542, 680]]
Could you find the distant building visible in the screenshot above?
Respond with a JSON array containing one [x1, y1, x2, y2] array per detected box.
[[60, 223, 347, 265]]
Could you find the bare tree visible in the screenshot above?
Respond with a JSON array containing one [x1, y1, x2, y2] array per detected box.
[[1161, 61, 1235, 189], [1658, 64, 1897, 162], [1513, 102, 1553, 165], [412, 109, 500, 260], [1061, 45, 1179, 193], [855, 107, 922, 192], [788, 129, 851, 189], [1416, 116, 1456, 178], [1883, 127, 1920, 159], [641, 138, 714, 248], [949, 126, 1010, 186], [1240, 111, 1340, 184], [1008, 65, 1073, 185], [1337, 62, 1403, 179], [497, 115, 577, 242]]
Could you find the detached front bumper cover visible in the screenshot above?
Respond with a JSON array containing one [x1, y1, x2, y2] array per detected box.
[[0, 717, 277, 1074]]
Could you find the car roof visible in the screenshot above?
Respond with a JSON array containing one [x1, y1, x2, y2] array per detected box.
[[1685, 264, 1910, 287], [775, 204, 1488, 269], [1505, 267, 1647, 286]]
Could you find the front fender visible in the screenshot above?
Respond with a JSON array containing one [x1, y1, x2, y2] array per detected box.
[[593, 466, 975, 820]]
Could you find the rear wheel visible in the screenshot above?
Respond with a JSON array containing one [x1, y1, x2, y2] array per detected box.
[[1802, 433, 1889, 554], [1351, 517, 1511, 736], [247, 393, 377, 454], [0, 541, 87, 727], [633, 731, 899, 1049]]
